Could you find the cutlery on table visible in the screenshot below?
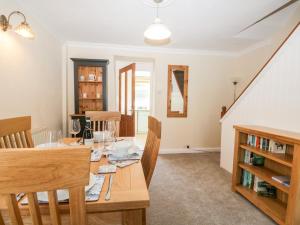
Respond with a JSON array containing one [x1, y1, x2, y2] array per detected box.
[[116, 138, 124, 142], [105, 174, 113, 201]]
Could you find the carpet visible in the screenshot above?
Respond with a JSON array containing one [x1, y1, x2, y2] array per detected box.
[[147, 153, 275, 225]]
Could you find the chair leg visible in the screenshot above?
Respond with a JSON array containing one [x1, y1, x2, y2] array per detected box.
[[142, 208, 146, 225], [0, 212, 4, 225]]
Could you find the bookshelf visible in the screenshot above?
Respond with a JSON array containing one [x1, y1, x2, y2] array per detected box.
[[232, 125, 300, 225], [71, 58, 109, 114]]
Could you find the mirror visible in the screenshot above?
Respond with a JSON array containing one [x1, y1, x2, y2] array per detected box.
[[167, 65, 188, 117]]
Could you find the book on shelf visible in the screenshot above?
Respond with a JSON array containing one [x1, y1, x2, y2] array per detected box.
[[272, 175, 290, 187], [257, 182, 277, 198], [242, 170, 253, 188], [261, 138, 270, 151], [247, 134, 287, 154], [255, 137, 260, 149], [253, 176, 265, 192], [244, 150, 264, 166], [247, 135, 256, 147], [244, 150, 253, 165], [269, 140, 287, 154]]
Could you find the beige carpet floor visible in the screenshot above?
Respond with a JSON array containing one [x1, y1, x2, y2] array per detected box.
[[148, 153, 275, 225], [3, 153, 276, 225]]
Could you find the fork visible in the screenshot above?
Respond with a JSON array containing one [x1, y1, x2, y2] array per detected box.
[[105, 174, 113, 201]]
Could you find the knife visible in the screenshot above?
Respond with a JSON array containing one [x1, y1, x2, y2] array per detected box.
[[105, 174, 113, 201]]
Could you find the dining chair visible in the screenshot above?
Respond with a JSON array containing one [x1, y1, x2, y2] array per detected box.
[[0, 147, 91, 225], [139, 116, 161, 225], [85, 111, 121, 137], [141, 116, 162, 188], [0, 116, 34, 148]]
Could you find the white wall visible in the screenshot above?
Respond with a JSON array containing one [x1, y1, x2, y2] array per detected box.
[[220, 25, 300, 173], [233, 7, 300, 97], [0, 0, 62, 131], [63, 44, 234, 149]]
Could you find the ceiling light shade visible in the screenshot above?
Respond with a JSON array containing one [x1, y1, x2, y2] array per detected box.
[[14, 22, 34, 39], [144, 17, 171, 41]]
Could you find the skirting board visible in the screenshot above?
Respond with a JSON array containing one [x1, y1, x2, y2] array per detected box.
[[159, 147, 220, 154]]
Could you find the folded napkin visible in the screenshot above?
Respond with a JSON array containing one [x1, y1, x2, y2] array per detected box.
[[98, 165, 117, 174], [21, 175, 105, 204], [109, 160, 139, 168], [91, 149, 102, 162], [108, 151, 142, 162], [85, 175, 105, 201]]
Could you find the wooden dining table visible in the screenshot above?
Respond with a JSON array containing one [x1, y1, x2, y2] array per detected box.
[[0, 138, 150, 225]]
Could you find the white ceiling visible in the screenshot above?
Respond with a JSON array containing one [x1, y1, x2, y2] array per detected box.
[[18, 0, 300, 52]]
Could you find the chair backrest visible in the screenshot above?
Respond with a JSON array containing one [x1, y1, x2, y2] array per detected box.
[[0, 116, 34, 148], [85, 111, 121, 136], [0, 147, 91, 225], [141, 116, 161, 188]]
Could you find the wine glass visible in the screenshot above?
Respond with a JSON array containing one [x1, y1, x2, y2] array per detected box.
[[70, 119, 81, 137]]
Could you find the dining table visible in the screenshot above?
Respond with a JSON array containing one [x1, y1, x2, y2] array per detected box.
[[0, 138, 150, 225]]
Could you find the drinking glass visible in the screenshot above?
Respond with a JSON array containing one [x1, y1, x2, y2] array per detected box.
[[107, 121, 116, 142], [70, 119, 81, 137], [57, 130, 63, 144], [102, 120, 116, 150], [43, 130, 63, 146], [102, 121, 109, 150]]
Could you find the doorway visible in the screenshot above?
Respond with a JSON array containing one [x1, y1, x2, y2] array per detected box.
[[115, 60, 153, 145]]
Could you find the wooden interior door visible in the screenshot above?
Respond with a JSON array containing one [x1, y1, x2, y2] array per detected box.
[[119, 63, 136, 137]]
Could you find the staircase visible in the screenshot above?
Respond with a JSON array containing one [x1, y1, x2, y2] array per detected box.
[[220, 22, 300, 172]]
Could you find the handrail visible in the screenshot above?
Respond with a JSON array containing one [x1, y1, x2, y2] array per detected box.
[[222, 22, 300, 119]]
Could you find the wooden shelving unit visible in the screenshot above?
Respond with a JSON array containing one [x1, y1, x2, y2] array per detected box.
[[71, 58, 108, 114], [235, 186, 287, 225], [239, 163, 289, 193], [232, 125, 300, 225], [240, 144, 293, 167]]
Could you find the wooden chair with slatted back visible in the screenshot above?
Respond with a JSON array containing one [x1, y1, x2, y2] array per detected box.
[[0, 116, 34, 149], [85, 111, 121, 137], [141, 116, 161, 188], [0, 147, 91, 225]]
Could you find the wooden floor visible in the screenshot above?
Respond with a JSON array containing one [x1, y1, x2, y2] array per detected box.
[[3, 212, 121, 225]]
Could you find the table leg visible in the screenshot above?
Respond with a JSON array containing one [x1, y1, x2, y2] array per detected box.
[[122, 209, 145, 225]]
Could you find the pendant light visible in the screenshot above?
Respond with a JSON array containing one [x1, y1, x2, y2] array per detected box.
[[144, 0, 171, 41]]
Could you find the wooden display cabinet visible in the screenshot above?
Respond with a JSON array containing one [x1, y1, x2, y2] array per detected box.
[[71, 58, 108, 114], [232, 125, 300, 225]]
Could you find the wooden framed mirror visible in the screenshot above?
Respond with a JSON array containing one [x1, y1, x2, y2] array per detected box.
[[167, 65, 189, 117]]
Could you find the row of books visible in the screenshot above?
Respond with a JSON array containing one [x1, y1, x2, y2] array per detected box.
[[247, 134, 287, 154], [244, 150, 265, 166], [242, 170, 277, 198]]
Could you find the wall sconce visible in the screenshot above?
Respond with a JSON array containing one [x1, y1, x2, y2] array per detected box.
[[0, 11, 35, 39]]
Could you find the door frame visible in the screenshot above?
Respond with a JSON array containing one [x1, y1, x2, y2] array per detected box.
[[119, 63, 136, 136], [114, 56, 155, 117]]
